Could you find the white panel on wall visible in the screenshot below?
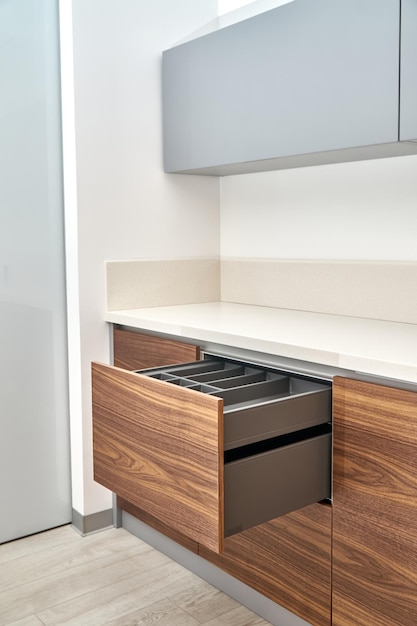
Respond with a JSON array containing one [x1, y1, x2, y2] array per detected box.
[[0, 0, 71, 542], [220, 155, 417, 261]]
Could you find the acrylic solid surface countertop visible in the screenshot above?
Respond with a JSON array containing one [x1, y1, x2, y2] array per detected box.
[[105, 301, 417, 385]]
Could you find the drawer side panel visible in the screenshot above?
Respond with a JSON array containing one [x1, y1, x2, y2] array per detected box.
[[92, 362, 224, 553]]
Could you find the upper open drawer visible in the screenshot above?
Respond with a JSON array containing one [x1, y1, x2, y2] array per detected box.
[[92, 355, 331, 553], [140, 356, 331, 450]]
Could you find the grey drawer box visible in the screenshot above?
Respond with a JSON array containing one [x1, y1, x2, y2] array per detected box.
[[224, 433, 331, 536], [140, 356, 332, 536]]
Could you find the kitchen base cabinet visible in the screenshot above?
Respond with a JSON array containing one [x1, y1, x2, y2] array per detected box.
[[93, 327, 332, 623], [94, 328, 332, 553], [333, 377, 417, 626], [94, 327, 417, 624], [199, 503, 332, 626]]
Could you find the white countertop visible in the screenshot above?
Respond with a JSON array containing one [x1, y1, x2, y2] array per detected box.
[[106, 302, 417, 384]]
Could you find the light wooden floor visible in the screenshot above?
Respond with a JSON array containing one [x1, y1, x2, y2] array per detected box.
[[0, 525, 271, 626]]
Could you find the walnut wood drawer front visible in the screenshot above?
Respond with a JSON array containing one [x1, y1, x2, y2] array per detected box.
[[92, 356, 331, 554]]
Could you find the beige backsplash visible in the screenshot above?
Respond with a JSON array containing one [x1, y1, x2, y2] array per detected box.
[[106, 258, 220, 310], [106, 258, 417, 324], [221, 259, 417, 324]]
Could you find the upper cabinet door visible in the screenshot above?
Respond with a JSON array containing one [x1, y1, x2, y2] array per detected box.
[[162, 0, 400, 175], [400, 0, 417, 140]]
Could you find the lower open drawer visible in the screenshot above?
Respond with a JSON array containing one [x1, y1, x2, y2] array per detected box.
[[92, 355, 331, 553], [224, 432, 330, 536]]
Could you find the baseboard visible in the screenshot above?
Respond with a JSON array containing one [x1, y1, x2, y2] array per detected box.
[[71, 508, 113, 536]]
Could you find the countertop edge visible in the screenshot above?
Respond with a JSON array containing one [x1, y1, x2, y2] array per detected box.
[[105, 303, 417, 385]]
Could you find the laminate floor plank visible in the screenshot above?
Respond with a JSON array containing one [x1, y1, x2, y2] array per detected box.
[[0, 544, 157, 623], [202, 606, 272, 626], [0, 526, 271, 626], [0, 526, 78, 565], [0, 528, 144, 592], [104, 598, 200, 626], [173, 583, 243, 623], [41, 562, 200, 626], [36, 559, 182, 625], [5, 617, 44, 626]]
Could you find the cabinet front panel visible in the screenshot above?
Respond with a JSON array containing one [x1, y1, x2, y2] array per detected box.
[[333, 376, 417, 625], [332, 591, 404, 626], [92, 362, 224, 553], [333, 376, 417, 526], [200, 503, 332, 626], [113, 328, 199, 370], [333, 508, 417, 626]]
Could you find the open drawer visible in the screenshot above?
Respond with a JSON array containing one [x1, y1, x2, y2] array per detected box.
[[92, 355, 331, 554]]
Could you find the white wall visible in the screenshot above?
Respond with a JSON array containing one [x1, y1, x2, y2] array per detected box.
[[218, 0, 417, 262], [220, 155, 417, 260], [67, 0, 220, 516], [218, 0, 254, 15], [218, 0, 293, 24]]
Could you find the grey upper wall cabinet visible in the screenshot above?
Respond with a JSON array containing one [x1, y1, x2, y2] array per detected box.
[[162, 0, 417, 176], [400, 0, 417, 140]]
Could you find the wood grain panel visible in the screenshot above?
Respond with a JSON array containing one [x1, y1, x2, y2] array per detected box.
[[334, 376, 417, 442], [332, 509, 417, 626], [92, 362, 224, 553], [332, 591, 405, 626], [333, 376, 417, 531], [113, 328, 199, 371], [334, 417, 417, 529], [117, 496, 199, 554], [199, 503, 332, 626], [333, 376, 417, 626]]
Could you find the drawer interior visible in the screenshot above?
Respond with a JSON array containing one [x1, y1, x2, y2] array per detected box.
[[139, 357, 329, 406], [139, 357, 332, 449]]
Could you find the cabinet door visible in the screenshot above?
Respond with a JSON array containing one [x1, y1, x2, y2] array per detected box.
[[200, 503, 332, 626], [400, 0, 417, 140], [163, 0, 399, 174], [333, 377, 417, 626]]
